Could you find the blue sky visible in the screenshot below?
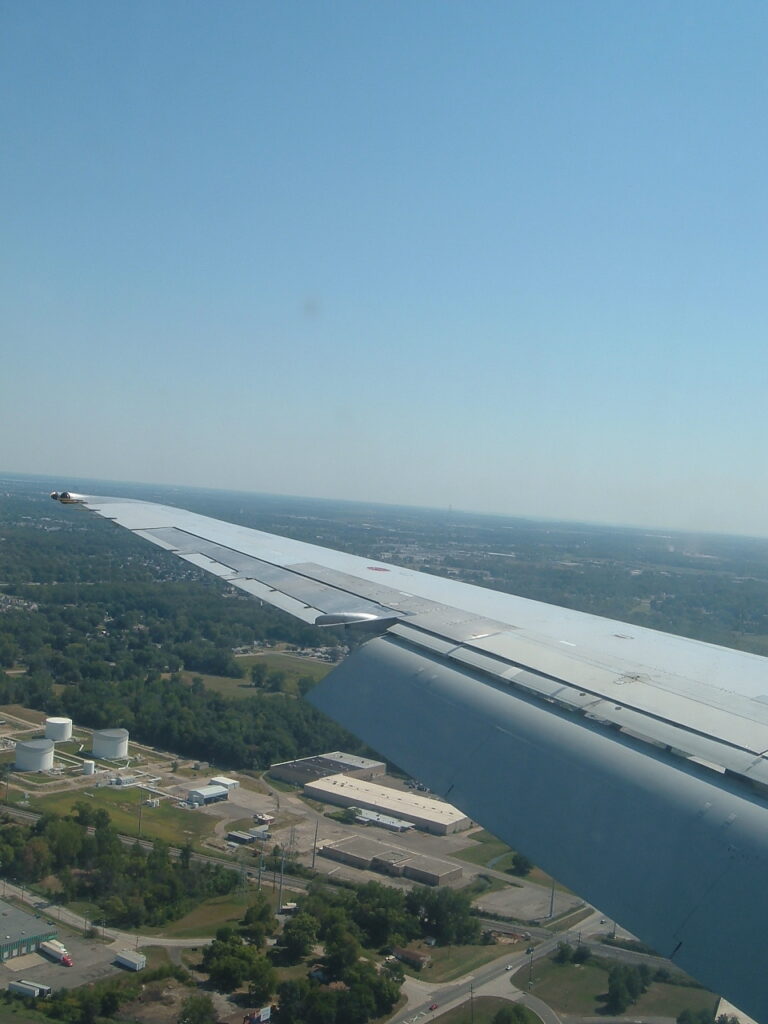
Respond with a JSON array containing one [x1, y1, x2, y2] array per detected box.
[[3, 2, 768, 534]]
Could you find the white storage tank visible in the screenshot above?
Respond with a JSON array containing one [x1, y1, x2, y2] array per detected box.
[[15, 738, 54, 772], [92, 728, 129, 759], [82, 759, 95, 775], [45, 716, 73, 741]]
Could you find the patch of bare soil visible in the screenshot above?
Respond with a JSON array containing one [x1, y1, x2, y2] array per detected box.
[[117, 978, 190, 1024], [118, 980, 246, 1024]]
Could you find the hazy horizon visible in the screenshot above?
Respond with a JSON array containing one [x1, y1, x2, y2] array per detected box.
[[6, 468, 768, 543], [4, 3, 767, 537]]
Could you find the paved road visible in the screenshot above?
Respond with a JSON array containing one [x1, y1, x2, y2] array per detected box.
[[1, 880, 208, 949], [389, 933, 566, 1024], [386, 915, 690, 1024]]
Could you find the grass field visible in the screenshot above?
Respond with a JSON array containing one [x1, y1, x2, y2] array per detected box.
[[548, 906, 593, 932], [137, 891, 255, 938], [454, 830, 512, 866], [514, 956, 716, 1017], [455, 830, 568, 891], [30, 785, 215, 846], [435, 996, 540, 1024], [407, 944, 511, 983], [0, 705, 46, 724], [180, 653, 331, 700]]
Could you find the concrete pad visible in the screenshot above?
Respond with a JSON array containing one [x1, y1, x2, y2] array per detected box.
[[4, 951, 45, 972]]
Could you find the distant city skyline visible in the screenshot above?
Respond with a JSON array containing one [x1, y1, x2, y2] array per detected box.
[[3, 3, 767, 537]]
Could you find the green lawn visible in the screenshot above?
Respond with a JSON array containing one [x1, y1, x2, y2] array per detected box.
[[31, 785, 215, 846], [136, 891, 255, 938], [454, 830, 512, 866], [435, 996, 540, 1024], [548, 906, 593, 932], [455, 831, 568, 891], [181, 653, 330, 700], [406, 944, 511, 983], [0, 1005, 48, 1023], [513, 956, 716, 1017]]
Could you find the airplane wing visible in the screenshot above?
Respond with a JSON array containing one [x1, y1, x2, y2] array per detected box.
[[51, 490, 768, 1020]]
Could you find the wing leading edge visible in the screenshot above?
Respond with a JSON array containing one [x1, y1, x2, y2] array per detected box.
[[52, 490, 768, 1021]]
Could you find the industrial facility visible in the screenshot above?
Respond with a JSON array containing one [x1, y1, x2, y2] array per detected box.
[[319, 835, 462, 886], [269, 751, 386, 785], [15, 738, 54, 772], [0, 900, 58, 961], [304, 774, 471, 834], [44, 717, 72, 741], [210, 775, 239, 791], [92, 728, 129, 759], [187, 784, 229, 806]]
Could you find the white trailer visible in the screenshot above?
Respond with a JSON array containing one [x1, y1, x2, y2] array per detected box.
[[115, 949, 146, 971], [38, 939, 72, 965], [9, 979, 51, 997]]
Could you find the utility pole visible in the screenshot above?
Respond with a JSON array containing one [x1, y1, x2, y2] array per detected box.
[[277, 848, 286, 911], [548, 877, 555, 918], [470, 982, 474, 1023], [311, 820, 319, 870]]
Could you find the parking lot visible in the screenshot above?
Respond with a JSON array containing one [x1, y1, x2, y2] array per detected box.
[[0, 932, 125, 992]]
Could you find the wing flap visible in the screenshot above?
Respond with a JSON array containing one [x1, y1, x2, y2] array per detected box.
[[310, 636, 768, 1019]]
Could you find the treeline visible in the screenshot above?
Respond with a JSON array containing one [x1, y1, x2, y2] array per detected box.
[[0, 804, 237, 927], [1, 580, 329, 676], [267, 879, 481, 1024], [0, 664, 362, 770]]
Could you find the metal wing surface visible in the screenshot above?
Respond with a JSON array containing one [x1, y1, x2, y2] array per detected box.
[[53, 491, 768, 1020]]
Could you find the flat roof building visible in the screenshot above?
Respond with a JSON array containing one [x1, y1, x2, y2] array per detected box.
[[320, 836, 462, 886], [228, 830, 257, 844], [188, 784, 228, 805], [210, 775, 239, 790], [0, 900, 57, 961], [304, 774, 470, 834], [270, 751, 386, 785]]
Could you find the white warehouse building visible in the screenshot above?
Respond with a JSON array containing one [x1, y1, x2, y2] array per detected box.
[[15, 739, 55, 772], [44, 717, 73, 741], [92, 728, 129, 759], [303, 774, 471, 835]]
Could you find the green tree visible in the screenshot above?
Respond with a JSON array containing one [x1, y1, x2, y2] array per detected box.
[[607, 966, 632, 1013], [250, 662, 269, 688], [555, 941, 573, 964], [208, 954, 247, 991], [276, 978, 310, 1024], [511, 852, 533, 876], [282, 911, 319, 962], [179, 993, 217, 1024], [248, 956, 276, 1004], [325, 930, 362, 980]]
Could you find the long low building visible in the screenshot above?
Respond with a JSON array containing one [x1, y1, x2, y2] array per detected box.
[[320, 835, 462, 886], [304, 773, 470, 834]]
